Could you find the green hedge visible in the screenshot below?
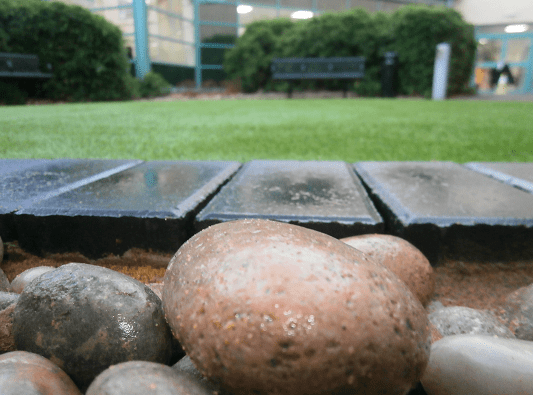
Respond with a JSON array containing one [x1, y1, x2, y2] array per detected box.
[[224, 18, 294, 92], [390, 5, 477, 97], [0, 0, 134, 102], [275, 9, 388, 95], [223, 5, 476, 97]]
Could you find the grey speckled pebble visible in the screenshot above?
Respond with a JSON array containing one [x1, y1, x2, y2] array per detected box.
[[0, 267, 10, 292], [173, 355, 233, 395], [422, 335, 533, 395], [0, 292, 19, 353], [87, 360, 222, 395], [429, 306, 514, 338], [10, 266, 55, 294], [0, 292, 18, 312]]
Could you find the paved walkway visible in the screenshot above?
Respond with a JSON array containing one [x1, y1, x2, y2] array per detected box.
[[1, 159, 532, 264]]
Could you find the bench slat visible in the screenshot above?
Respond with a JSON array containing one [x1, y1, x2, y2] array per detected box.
[[271, 57, 365, 80], [0, 72, 53, 78], [0, 53, 52, 78]]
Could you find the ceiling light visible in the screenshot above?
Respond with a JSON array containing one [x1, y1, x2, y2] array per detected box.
[[237, 5, 253, 14], [291, 10, 314, 19], [504, 24, 528, 33]]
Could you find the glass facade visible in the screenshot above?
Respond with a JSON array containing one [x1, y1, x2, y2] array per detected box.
[[45, 0, 463, 89], [474, 24, 533, 95]]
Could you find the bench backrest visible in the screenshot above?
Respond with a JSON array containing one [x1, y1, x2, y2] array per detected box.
[[0, 52, 53, 78], [271, 57, 365, 80]]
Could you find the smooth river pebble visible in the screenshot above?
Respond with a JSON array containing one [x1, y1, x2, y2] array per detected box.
[[10, 266, 55, 294], [0, 351, 82, 395], [86, 360, 215, 395], [341, 234, 435, 306], [422, 334, 533, 395], [163, 219, 430, 395], [429, 306, 514, 338], [13, 263, 173, 391]]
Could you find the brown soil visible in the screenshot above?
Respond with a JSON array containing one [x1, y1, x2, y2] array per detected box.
[[3, 241, 533, 317], [1, 242, 169, 285]]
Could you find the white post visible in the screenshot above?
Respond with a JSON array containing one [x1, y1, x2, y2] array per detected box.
[[432, 42, 451, 100]]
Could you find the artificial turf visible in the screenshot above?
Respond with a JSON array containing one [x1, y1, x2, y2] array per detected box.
[[2, 98, 532, 162]]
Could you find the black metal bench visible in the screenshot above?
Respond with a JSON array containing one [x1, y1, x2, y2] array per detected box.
[[271, 57, 365, 98], [0, 52, 53, 99]]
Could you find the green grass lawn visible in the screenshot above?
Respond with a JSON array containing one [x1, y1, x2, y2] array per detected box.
[[2, 98, 532, 162]]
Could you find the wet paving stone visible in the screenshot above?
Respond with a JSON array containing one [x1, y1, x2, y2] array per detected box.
[[465, 162, 533, 194], [0, 159, 51, 177], [353, 161, 533, 263], [15, 161, 240, 258], [0, 159, 141, 241], [195, 160, 383, 238]]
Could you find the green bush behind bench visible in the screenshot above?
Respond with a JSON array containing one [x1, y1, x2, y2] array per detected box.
[[0, 0, 171, 102], [224, 5, 476, 97]]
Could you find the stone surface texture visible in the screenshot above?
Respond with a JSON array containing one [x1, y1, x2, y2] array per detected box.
[[465, 162, 533, 194], [0, 267, 9, 292], [163, 219, 430, 395], [341, 234, 435, 306], [429, 323, 443, 344], [173, 355, 231, 394], [13, 263, 173, 391], [0, 236, 3, 263], [0, 293, 19, 353], [501, 283, 533, 340], [422, 335, 533, 395], [86, 360, 215, 395], [0, 351, 82, 395], [14, 161, 241, 258], [196, 160, 383, 238], [429, 306, 514, 338], [0, 159, 141, 215], [10, 266, 55, 294]]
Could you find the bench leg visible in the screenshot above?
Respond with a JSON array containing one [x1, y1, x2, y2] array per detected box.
[[287, 81, 293, 99], [343, 81, 349, 98]]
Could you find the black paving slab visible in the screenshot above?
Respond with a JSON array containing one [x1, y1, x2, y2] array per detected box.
[[0, 159, 51, 176], [0, 159, 141, 241], [196, 160, 383, 238], [15, 161, 241, 258], [465, 162, 533, 194], [354, 161, 533, 263]]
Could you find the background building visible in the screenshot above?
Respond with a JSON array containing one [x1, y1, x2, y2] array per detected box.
[[44, 0, 533, 95]]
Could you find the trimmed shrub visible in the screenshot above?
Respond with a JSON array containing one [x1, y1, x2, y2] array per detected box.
[[390, 5, 477, 97], [223, 5, 476, 97], [0, 0, 134, 102], [276, 9, 385, 95], [0, 81, 27, 105], [224, 18, 294, 92], [138, 71, 172, 98]]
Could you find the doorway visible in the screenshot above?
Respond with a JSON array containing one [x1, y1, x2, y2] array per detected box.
[[474, 25, 533, 95]]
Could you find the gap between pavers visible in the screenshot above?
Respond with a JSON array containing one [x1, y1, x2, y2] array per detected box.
[[465, 162, 533, 195]]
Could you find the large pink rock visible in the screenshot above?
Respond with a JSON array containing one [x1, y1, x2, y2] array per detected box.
[[163, 219, 430, 395], [341, 234, 435, 306]]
